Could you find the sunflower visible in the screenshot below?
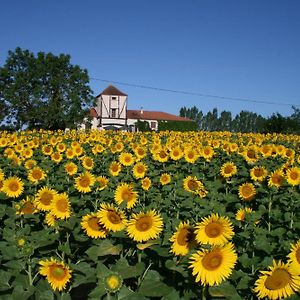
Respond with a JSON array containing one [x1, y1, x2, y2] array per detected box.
[[97, 203, 127, 232], [22, 147, 33, 159], [104, 273, 123, 293], [243, 146, 259, 164], [183, 176, 203, 194], [201, 146, 215, 161], [238, 183, 256, 201], [189, 243, 238, 286], [134, 146, 147, 160], [15, 197, 37, 215], [160, 173, 171, 185], [268, 169, 285, 188], [195, 214, 234, 246], [74, 145, 83, 157], [109, 161, 122, 176], [64, 162, 78, 176], [65, 148, 75, 159], [153, 149, 169, 163], [56, 142, 66, 153], [250, 166, 268, 182], [287, 240, 300, 274], [286, 167, 300, 186], [114, 183, 138, 209], [28, 166, 46, 184], [39, 258, 72, 291], [42, 145, 53, 156], [169, 147, 183, 161], [220, 162, 237, 178], [95, 176, 109, 191], [260, 144, 273, 157], [34, 187, 57, 211], [119, 152, 135, 166], [51, 151, 63, 163], [24, 159, 37, 169], [141, 177, 152, 191], [235, 207, 253, 221], [132, 162, 148, 179], [114, 142, 124, 152], [254, 260, 300, 300], [127, 209, 163, 242], [74, 171, 95, 193], [81, 213, 108, 238], [2, 176, 24, 198], [0, 168, 4, 181], [170, 221, 197, 256], [50, 193, 71, 219], [44, 212, 57, 227], [184, 148, 199, 164], [82, 156, 94, 170]]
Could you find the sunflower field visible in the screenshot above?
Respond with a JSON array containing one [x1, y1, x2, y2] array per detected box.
[[0, 129, 300, 300]]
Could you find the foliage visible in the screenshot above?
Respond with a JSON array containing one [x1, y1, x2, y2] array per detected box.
[[0, 48, 94, 130], [135, 120, 151, 132], [0, 129, 300, 299], [180, 105, 299, 134]]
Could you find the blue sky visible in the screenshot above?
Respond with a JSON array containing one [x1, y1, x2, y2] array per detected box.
[[1, 0, 300, 117]]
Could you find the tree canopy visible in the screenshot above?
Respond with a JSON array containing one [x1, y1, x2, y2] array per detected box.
[[180, 105, 299, 134], [0, 48, 94, 130]]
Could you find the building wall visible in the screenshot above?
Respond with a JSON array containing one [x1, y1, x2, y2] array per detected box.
[[127, 118, 158, 131], [96, 94, 127, 128]]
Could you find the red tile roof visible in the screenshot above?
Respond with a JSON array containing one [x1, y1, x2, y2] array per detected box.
[[96, 85, 127, 97], [127, 110, 192, 121], [89, 108, 98, 118]]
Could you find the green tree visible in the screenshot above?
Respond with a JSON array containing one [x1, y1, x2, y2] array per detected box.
[[0, 47, 94, 130], [232, 110, 265, 133]]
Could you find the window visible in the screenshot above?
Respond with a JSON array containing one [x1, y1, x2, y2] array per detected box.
[[111, 108, 117, 118], [112, 96, 117, 100], [150, 121, 156, 129]]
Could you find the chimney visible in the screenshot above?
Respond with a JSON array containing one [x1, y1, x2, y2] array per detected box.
[[140, 107, 143, 115]]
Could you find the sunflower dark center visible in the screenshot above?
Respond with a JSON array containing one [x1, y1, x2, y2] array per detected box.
[[40, 192, 53, 205], [202, 250, 222, 270], [224, 166, 233, 174], [296, 248, 300, 264], [205, 222, 222, 238], [32, 170, 42, 179], [136, 216, 152, 231], [56, 199, 68, 212], [51, 266, 66, 280], [122, 190, 132, 201], [247, 150, 255, 158], [137, 166, 145, 173], [88, 217, 100, 230], [242, 186, 253, 197], [9, 182, 19, 191], [177, 228, 194, 246], [265, 269, 290, 290], [108, 211, 122, 224], [79, 176, 90, 187], [290, 172, 299, 180], [22, 202, 35, 214], [187, 180, 198, 191], [254, 168, 264, 177]]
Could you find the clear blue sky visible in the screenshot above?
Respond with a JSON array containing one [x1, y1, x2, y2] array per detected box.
[[1, 0, 300, 117]]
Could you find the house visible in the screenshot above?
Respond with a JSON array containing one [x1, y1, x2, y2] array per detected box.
[[82, 85, 191, 131]]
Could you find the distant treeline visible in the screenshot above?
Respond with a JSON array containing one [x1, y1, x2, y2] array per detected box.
[[179, 106, 300, 134]]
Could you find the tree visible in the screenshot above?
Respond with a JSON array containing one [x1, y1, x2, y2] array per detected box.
[[0, 47, 94, 130]]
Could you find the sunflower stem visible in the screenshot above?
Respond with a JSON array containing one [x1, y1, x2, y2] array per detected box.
[[27, 263, 33, 285], [107, 292, 111, 300], [268, 200, 272, 232]]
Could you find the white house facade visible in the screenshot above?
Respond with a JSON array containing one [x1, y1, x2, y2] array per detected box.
[[81, 85, 191, 131]]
